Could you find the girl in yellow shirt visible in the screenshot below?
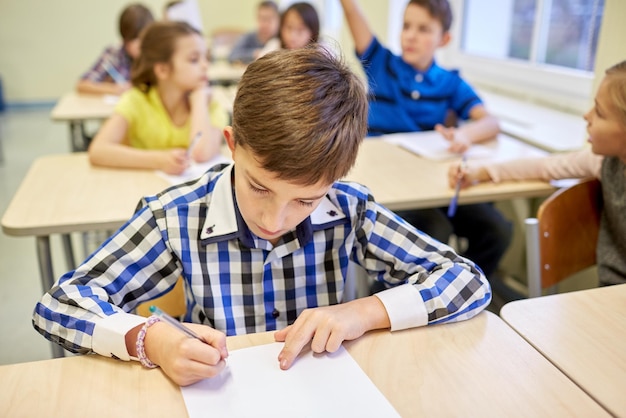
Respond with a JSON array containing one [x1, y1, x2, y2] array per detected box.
[[89, 21, 227, 174]]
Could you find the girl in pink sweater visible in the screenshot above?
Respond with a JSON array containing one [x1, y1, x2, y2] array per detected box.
[[449, 61, 626, 286]]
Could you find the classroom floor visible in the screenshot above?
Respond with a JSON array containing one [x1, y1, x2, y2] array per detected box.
[[0, 107, 70, 365]]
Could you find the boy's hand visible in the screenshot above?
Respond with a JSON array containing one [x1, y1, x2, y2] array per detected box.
[[274, 296, 390, 370], [447, 162, 490, 189], [435, 124, 471, 154], [158, 149, 190, 174], [144, 322, 228, 386]]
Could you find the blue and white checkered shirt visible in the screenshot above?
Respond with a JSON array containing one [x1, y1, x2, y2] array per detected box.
[[33, 163, 491, 361]]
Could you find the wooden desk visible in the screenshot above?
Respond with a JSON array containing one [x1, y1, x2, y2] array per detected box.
[[51, 92, 118, 151], [2, 153, 168, 285], [480, 90, 587, 153], [500, 285, 626, 417], [2, 140, 555, 356], [0, 312, 609, 417], [346, 135, 555, 211], [208, 61, 246, 86], [3, 139, 554, 288], [51, 87, 238, 152]]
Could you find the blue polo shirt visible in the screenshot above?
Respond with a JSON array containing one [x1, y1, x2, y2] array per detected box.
[[358, 37, 483, 136]]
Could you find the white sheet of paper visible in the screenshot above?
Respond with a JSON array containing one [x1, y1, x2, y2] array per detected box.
[[180, 342, 400, 418], [102, 95, 119, 105], [382, 130, 494, 161], [156, 154, 232, 185]]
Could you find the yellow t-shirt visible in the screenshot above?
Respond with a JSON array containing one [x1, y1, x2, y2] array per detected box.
[[114, 87, 228, 149]]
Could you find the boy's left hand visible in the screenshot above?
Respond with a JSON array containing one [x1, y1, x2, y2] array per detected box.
[[274, 296, 390, 370], [435, 124, 471, 154]]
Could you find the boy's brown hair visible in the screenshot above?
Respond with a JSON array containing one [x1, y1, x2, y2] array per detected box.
[[131, 21, 201, 91], [605, 60, 626, 127], [408, 0, 452, 32], [232, 46, 368, 186], [119, 3, 154, 43]]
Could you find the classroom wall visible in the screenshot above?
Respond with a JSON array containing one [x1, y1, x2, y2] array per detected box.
[[591, 0, 626, 97], [5, 0, 617, 105], [0, 0, 389, 104], [0, 0, 259, 104]]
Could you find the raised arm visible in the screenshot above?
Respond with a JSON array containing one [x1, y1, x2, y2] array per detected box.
[[338, 0, 374, 55]]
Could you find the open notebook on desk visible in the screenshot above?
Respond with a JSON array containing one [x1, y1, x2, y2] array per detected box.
[[382, 130, 494, 161]]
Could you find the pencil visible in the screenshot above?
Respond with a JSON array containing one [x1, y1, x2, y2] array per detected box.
[[149, 305, 203, 341], [447, 155, 467, 218]]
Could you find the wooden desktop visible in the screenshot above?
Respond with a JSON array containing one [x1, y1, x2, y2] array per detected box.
[[501, 284, 626, 417], [0, 312, 609, 417]]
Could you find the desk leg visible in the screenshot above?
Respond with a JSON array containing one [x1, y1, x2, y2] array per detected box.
[[36, 236, 55, 291], [61, 234, 76, 271], [35, 236, 66, 359], [69, 120, 87, 152]]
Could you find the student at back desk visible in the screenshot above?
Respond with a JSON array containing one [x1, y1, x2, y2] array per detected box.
[[229, 1, 280, 64], [450, 60, 626, 287], [77, 3, 154, 96], [339, 0, 511, 285], [259, 2, 320, 56], [88, 21, 227, 175]]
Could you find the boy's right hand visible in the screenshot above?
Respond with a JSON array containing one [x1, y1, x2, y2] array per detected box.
[[144, 322, 228, 386], [159, 149, 190, 175]]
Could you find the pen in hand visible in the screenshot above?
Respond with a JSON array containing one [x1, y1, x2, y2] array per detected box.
[[447, 155, 467, 218], [186, 131, 202, 159], [149, 305, 204, 341]]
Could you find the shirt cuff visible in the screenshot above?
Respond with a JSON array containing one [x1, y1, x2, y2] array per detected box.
[[374, 284, 428, 331], [92, 313, 147, 361]]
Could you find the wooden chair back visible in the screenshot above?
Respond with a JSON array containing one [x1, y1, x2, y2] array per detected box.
[[525, 178, 602, 297], [136, 277, 187, 318]]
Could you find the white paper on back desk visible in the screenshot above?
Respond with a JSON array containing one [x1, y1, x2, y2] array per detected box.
[[180, 342, 400, 418], [382, 130, 494, 161], [156, 154, 232, 185]]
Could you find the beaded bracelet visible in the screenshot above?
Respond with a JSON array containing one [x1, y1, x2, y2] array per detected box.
[[136, 315, 161, 368]]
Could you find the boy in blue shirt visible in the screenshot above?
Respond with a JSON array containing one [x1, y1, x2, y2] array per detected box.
[[340, 0, 511, 283], [33, 47, 490, 386]]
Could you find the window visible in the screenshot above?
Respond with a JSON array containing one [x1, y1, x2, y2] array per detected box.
[[462, 0, 604, 72], [387, 0, 606, 113]]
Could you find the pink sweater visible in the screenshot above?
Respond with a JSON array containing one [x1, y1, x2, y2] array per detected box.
[[483, 148, 603, 183]]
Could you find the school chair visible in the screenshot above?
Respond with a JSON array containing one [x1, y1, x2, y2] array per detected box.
[[524, 178, 602, 298], [136, 277, 187, 319]]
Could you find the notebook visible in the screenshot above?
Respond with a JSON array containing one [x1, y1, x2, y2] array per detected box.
[[381, 130, 494, 161]]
